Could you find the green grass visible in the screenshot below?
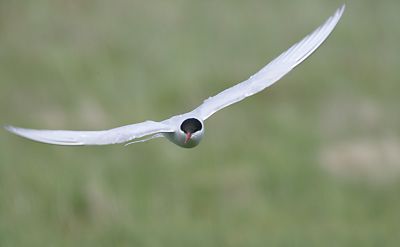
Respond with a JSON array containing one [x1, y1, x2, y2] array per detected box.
[[1, 0, 400, 246]]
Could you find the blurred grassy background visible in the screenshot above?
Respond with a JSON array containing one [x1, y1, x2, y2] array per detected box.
[[1, 0, 400, 246]]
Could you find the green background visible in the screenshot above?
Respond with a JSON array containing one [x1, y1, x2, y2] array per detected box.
[[1, 0, 400, 246]]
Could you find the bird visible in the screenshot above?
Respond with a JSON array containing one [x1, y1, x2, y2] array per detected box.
[[5, 5, 345, 149]]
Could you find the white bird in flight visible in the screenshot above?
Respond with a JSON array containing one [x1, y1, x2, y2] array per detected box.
[[5, 5, 345, 148]]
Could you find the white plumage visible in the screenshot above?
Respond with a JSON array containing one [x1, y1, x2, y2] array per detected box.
[[5, 5, 345, 148]]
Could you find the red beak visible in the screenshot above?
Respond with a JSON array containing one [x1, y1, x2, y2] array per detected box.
[[184, 132, 192, 144]]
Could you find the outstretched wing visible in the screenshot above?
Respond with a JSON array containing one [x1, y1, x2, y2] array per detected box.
[[5, 121, 175, 145], [192, 5, 345, 120]]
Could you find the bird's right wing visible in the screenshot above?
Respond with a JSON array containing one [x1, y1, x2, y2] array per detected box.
[[192, 5, 345, 120], [5, 121, 175, 146]]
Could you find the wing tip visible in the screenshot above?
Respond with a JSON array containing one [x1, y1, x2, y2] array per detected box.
[[4, 125, 84, 146], [4, 125, 33, 137], [4, 125, 18, 134], [336, 4, 346, 19]]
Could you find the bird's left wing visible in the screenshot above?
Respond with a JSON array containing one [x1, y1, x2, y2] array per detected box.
[[5, 121, 175, 145], [192, 5, 345, 120]]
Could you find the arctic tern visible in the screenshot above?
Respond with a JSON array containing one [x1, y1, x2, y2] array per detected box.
[[5, 5, 345, 148]]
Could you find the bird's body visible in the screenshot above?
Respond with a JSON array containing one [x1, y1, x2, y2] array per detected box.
[[164, 117, 204, 148], [5, 5, 345, 148]]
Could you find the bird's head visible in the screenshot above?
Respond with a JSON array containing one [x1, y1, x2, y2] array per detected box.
[[179, 118, 204, 148]]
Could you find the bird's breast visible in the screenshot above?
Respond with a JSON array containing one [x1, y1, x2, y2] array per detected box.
[[163, 131, 203, 148]]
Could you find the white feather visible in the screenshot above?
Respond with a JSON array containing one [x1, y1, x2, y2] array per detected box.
[[4, 5, 345, 147], [5, 121, 174, 146], [192, 5, 345, 120]]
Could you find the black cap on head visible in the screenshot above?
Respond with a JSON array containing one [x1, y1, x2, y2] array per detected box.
[[180, 118, 202, 134]]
